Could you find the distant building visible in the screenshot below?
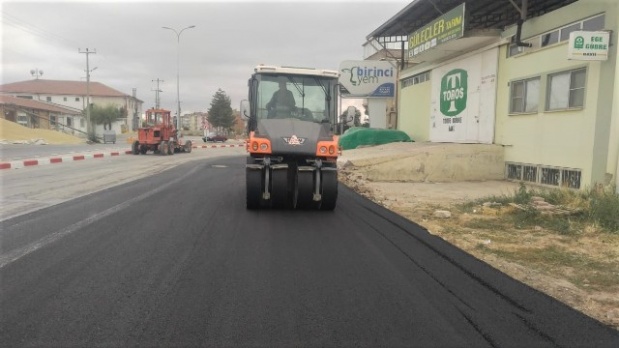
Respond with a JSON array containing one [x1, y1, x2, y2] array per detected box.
[[0, 95, 82, 134], [183, 111, 209, 135], [0, 79, 143, 135]]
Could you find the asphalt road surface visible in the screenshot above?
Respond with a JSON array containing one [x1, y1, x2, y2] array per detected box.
[[1, 156, 618, 347]]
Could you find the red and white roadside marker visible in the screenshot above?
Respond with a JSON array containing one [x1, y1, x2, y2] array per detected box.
[[192, 144, 245, 149], [1, 144, 245, 170]]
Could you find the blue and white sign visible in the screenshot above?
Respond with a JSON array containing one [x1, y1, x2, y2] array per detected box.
[[339, 60, 396, 98]]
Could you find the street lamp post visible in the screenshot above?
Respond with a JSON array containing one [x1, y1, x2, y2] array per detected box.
[[162, 25, 195, 135]]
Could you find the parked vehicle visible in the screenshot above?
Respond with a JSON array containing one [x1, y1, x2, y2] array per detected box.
[[132, 108, 192, 155], [202, 134, 228, 142]]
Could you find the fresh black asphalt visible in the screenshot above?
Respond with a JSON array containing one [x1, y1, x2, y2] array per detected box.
[[1, 156, 618, 347]]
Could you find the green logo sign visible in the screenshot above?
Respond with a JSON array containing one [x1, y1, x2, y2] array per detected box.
[[574, 36, 584, 49], [440, 69, 467, 116]]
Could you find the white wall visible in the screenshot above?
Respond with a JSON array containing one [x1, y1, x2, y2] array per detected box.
[[430, 47, 498, 143]]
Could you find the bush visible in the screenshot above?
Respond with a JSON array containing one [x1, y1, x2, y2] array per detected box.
[[588, 185, 619, 233]]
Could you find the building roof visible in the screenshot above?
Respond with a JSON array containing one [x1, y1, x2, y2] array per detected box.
[[0, 79, 135, 99], [0, 95, 81, 115], [367, 0, 578, 40]]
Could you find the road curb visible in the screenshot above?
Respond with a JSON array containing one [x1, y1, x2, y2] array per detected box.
[[0, 150, 133, 170], [193, 144, 246, 149], [1, 143, 246, 170]]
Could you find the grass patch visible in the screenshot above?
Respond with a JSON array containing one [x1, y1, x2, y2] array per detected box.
[[478, 245, 619, 290], [463, 218, 510, 231], [461, 183, 619, 235], [588, 185, 619, 233]]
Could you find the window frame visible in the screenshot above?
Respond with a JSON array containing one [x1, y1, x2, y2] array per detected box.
[[402, 71, 431, 88], [509, 76, 540, 115], [546, 67, 587, 111]]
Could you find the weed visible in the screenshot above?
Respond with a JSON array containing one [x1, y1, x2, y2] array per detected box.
[[587, 185, 619, 233], [464, 183, 619, 234], [474, 243, 488, 251], [514, 182, 532, 204], [545, 217, 573, 235], [511, 205, 541, 229], [463, 218, 509, 231]]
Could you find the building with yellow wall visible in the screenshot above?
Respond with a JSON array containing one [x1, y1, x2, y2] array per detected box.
[[367, 0, 617, 190]]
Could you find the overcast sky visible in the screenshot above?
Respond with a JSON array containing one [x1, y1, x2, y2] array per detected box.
[[1, 0, 410, 114]]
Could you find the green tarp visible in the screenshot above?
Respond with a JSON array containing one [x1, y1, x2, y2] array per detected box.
[[338, 127, 413, 150]]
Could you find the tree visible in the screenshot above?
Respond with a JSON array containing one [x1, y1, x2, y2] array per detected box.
[[86, 104, 121, 130], [207, 89, 235, 132]]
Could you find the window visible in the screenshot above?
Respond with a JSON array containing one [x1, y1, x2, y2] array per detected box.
[[547, 68, 586, 110], [583, 14, 605, 31], [63, 97, 67, 102], [17, 113, 28, 126], [542, 14, 605, 47], [505, 163, 581, 188], [541, 30, 559, 47], [402, 71, 430, 88], [46, 96, 52, 102], [523, 165, 538, 182], [75, 97, 80, 102], [562, 169, 582, 189], [510, 77, 540, 113], [541, 167, 560, 186], [560, 23, 580, 41]]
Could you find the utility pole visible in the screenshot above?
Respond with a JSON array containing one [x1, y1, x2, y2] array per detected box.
[[152, 78, 164, 109], [162, 25, 195, 135], [132, 88, 139, 131], [79, 48, 96, 142]]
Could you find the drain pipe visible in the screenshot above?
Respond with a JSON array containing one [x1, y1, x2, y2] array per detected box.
[[510, 0, 533, 47], [515, 19, 532, 47]]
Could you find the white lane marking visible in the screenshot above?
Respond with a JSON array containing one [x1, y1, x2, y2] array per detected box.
[[0, 165, 200, 269]]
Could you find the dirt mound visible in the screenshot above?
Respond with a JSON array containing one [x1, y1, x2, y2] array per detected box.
[[0, 118, 85, 145]]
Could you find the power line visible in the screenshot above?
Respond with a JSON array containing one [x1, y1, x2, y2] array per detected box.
[[0, 10, 81, 48]]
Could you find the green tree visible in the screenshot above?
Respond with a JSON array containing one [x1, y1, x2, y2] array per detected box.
[[207, 89, 235, 132], [86, 104, 121, 130]]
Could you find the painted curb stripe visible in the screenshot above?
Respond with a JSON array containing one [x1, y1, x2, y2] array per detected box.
[[0, 144, 245, 170]]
